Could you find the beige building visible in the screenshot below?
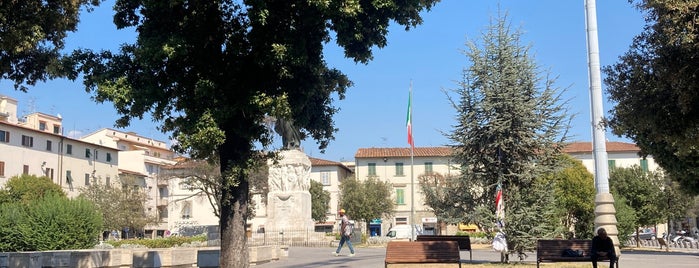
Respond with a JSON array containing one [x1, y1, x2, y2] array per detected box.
[[563, 141, 660, 173], [0, 95, 120, 197], [81, 128, 177, 238]]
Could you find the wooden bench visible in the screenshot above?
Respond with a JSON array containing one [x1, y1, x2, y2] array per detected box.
[[385, 241, 461, 268], [536, 239, 619, 268], [416, 235, 472, 261]]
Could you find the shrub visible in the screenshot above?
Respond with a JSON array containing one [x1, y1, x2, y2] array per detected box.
[[0, 203, 30, 251], [20, 195, 103, 250], [105, 234, 207, 248]]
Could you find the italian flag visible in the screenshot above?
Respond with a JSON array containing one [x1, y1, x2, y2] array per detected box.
[[406, 89, 414, 149]]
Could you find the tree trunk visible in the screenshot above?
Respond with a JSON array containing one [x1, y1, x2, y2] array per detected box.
[[218, 135, 252, 268]]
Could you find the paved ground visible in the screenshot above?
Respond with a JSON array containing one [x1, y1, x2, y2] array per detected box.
[[256, 245, 699, 268]]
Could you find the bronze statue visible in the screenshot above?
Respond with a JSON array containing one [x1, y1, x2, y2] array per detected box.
[[274, 117, 301, 149]]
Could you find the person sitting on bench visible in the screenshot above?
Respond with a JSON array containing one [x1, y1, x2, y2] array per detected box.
[[591, 228, 617, 268]]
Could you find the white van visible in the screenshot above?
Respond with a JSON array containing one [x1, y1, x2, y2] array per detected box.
[[386, 225, 417, 240]]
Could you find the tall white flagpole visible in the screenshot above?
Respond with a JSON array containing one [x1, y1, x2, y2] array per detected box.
[[409, 81, 416, 241], [584, 0, 619, 254]]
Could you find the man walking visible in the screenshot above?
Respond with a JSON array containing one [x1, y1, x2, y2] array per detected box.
[[333, 209, 355, 256]]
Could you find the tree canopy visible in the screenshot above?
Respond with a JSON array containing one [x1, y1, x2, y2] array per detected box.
[[0, 0, 100, 91], [603, 0, 699, 194], [441, 13, 571, 259], [61, 1, 439, 266], [309, 180, 331, 223], [338, 177, 394, 235]]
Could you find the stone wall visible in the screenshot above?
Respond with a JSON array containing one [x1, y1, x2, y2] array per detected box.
[[0, 246, 283, 268]]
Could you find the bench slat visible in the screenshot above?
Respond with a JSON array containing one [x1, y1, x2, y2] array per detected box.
[[536, 239, 618, 268], [385, 241, 460, 266]]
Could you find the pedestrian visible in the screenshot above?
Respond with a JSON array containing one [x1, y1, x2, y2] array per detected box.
[[591, 228, 617, 268], [333, 209, 355, 257]]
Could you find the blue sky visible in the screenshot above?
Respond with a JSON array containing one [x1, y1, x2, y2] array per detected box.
[[0, 0, 645, 162]]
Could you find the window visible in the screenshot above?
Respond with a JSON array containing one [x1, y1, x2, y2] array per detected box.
[[395, 217, 408, 225], [640, 159, 649, 173], [39, 121, 47, 131], [182, 201, 192, 219], [45, 168, 54, 180], [608, 160, 616, 170], [23, 165, 29, 174], [0, 161, 5, 177], [53, 125, 60, 134], [396, 188, 405, 204], [21, 135, 33, 147], [106, 153, 112, 162], [46, 140, 52, 151], [85, 173, 91, 186], [66, 144, 73, 155], [0, 130, 9, 142], [368, 163, 377, 176], [66, 170, 72, 183], [94, 150, 98, 160], [85, 149, 91, 158], [105, 176, 110, 186], [424, 162, 433, 175], [321, 171, 331, 186], [395, 163, 404, 176]]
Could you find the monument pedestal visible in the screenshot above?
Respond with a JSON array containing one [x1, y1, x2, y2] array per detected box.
[[265, 150, 314, 231]]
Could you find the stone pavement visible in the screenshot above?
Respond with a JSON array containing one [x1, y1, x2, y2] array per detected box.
[[256, 245, 699, 268]]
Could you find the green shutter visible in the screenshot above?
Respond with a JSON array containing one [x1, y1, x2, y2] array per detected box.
[[368, 163, 377, 176], [640, 159, 648, 172], [396, 189, 405, 204]]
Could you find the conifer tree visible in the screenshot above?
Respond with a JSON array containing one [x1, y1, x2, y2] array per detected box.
[[425, 13, 571, 259]]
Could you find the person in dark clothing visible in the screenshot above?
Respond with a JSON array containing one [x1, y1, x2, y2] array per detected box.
[[591, 228, 617, 268]]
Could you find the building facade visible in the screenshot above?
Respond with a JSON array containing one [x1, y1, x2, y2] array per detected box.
[[0, 96, 120, 196], [81, 128, 177, 238]]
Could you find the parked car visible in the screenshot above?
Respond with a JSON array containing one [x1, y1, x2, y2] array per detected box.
[[631, 228, 656, 240]]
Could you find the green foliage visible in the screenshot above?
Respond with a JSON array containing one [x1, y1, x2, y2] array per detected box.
[[0, 0, 101, 91], [105, 234, 206, 248], [339, 177, 395, 235], [79, 175, 157, 233], [62, 1, 440, 266], [603, 0, 699, 195], [609, 166, 665, 230], [0, 194, 102, 251], [0, 203, 30, 251], [310, 180, 331, 222], [438, 13, 571, 260], [543, 155, 596, 239], [612, 194, 638, 247], [0, 174, 66, 204]]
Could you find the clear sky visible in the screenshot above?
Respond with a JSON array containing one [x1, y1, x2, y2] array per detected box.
[[0, 0, 645, 162]]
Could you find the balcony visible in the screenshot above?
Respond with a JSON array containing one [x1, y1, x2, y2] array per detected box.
[[156, 198, 168, 207], [157, 178, 168, 187]]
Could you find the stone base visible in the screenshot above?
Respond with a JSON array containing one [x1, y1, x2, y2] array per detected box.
[[265, 191, 314, 231]]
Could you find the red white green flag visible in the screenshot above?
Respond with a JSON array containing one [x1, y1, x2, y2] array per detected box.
[[406, 88, 414, 150]]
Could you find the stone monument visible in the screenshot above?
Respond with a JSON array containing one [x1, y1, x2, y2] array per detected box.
[[265, 118, 314, 231]]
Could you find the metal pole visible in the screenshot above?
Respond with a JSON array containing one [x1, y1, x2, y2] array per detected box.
[[584, 0, 619, 254], [409, 81, 416, 241]]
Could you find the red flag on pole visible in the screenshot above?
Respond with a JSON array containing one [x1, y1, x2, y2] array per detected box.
[[406, 87, 414, 150]]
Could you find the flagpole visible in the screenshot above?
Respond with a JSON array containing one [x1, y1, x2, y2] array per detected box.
[[584, 0, 619, 255], [409, 81, 416, 241]]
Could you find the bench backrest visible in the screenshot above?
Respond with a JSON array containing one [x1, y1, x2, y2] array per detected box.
[[415, 235, 472, 251], [537, 240, 592, 259], [385, 241, 460, 263]]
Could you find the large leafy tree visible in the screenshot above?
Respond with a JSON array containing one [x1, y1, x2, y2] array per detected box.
[[79, 175, 157, 238], [338, 177, 394, 236], [543, 155, 596, 239], [0, 0, 99, 91], [609, 166, 665, 241], [64, 1, 439, 266], [309, 180, 331, 223], [603, 0, 699, 194], [0, 174, 66, 204], [443, 14, 571, 259]]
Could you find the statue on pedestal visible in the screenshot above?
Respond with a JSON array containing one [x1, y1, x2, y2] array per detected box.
[[274, 117, 302, 150]]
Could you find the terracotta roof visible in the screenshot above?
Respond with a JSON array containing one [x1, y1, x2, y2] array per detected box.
[[563, 141, 640, 153], [355, 147, 452, 158], [309, 157, 353, 173]]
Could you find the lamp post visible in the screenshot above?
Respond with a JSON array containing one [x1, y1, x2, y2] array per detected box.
[[584, 0, 620, 254]]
